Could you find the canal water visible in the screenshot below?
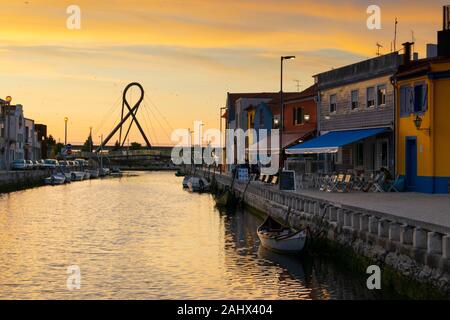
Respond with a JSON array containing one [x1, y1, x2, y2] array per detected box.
[[0, 171, 399, 299]]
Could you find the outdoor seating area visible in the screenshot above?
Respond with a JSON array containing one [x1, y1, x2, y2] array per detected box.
[[296, 170, 403, 193]]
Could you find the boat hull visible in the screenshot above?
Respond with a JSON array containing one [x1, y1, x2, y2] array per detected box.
[[257, 230, 307, 254]]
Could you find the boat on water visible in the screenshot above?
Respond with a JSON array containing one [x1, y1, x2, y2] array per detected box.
[[187, 177, 210, 193], [257, 215, 307, 254], [175, 171, 185, 177], [44, 174, 66, 186], [110, 167, 123, 176], [182, 176, 191, 188], [88, 169, 100, 179], [71, 171, 85, 181], [83, 171, 91, 180]]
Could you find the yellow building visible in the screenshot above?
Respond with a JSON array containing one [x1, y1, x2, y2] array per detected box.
[[395, 45, 450, 193]]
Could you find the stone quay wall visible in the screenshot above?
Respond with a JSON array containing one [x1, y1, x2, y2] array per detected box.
[[198, 170, 450, 295], [0, 170, 50, 192]]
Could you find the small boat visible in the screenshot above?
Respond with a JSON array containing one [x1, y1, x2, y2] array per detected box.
[[187, 177, 210, 193], [71, 171, 85, 181], [62, 172, 72, 183], [257, 215, 307, 254], [44, 174, 66, 186], [175, 171, 185, 177], [88, 169, 99, 179], [182, 176, 191, 188], [110, 167, 123, 177]]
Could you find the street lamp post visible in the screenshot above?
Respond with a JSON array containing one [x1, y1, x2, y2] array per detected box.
[[279, 55, 295, 172], [64, 117, 68, 146], [219, 106, 227, 174]]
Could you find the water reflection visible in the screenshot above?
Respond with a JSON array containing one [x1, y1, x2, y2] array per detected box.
[[0, 172, 397, 299]]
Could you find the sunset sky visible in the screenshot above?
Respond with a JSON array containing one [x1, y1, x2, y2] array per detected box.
[[0, 0, 445, 145]]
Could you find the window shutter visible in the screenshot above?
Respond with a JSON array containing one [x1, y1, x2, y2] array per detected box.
[[422, 85, 428, 112], [400, 86, 406, 117], [407, 86, 414, 114]]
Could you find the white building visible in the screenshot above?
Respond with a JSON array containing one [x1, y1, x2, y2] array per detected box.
[[0, 99, 42, 169]]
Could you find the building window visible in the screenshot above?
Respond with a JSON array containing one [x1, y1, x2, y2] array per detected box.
[[351, 90, 359, 110], [329, 94, 337, 113], [414, 83, 428, 113], [377, 84, 386, 107], [366, 87, 375, 108], [356, 143, 364, 167], [293, 107, 304, 125]]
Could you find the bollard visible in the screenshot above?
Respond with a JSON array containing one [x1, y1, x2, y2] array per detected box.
[[427, 232, 443, 255]]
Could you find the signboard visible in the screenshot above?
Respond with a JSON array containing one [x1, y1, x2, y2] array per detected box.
[[279, 170, 296, 191], [237, 168, 249, 182]]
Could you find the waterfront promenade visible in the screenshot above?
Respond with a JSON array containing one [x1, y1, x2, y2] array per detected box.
[[296, 189, 450, 232], [202, 170, 450, 294]]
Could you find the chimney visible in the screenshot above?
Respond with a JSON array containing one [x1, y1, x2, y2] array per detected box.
[[438, 5, 450, 57], [402, 42, 414, 64], [427, 44, 438, 58]]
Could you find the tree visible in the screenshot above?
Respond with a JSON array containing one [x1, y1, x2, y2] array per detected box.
[[130, 142, 142, 150]]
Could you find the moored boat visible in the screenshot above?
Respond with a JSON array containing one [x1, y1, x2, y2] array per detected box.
[[257, 215, 307, 254], [71, 171, 85, 181], [175, 170, 185, 177], [44, 174, 66, 186], [187, 177, 210, 192], [182, 176, 191, 188], [88, 169, 100, 179]]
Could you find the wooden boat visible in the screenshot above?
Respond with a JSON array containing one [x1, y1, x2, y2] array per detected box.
[[182, 176, 191, 188], [257, 215, 307, 254], [187, 177, 210, 193], [71, 171, 85, 181], [44, 174, 66, 186]]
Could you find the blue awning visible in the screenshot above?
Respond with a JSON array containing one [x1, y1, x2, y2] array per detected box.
[[285, 127, 389, 154]]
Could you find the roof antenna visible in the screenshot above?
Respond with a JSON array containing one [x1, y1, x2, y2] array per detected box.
[[394, 18, 398, 51], [411, 30, 416, 53], [376, 42, 383, 56]]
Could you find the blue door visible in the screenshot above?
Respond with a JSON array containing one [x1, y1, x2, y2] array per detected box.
[[405, 137, 417, 191]]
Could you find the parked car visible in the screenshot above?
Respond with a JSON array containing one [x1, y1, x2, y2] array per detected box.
[[59, 160, 69, 167], [43, 159, 59, 169], [34, 160, 44, 169], [25, 160, 35, 170], [11, 160, 27, 170]]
